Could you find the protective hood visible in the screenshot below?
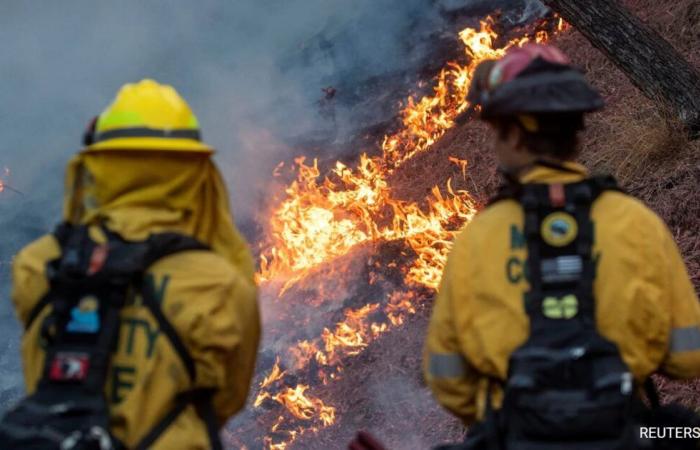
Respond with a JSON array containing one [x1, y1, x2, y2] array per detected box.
[[62, 149, 255, 282]]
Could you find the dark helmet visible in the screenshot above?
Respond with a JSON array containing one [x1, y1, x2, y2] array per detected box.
[[467, 43, 604, 123]]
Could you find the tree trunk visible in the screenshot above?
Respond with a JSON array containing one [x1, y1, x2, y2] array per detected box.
[[543, 0, 700, 136]]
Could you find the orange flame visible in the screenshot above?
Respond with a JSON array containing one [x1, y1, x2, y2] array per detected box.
[[448, 156, 468, 180], [253, 15, 566, 449], [272, 385, 336, 425], [261, 357, 286, 389]]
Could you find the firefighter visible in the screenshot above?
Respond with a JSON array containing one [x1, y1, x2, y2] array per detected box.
[[424, 44, 700, 448], [9, 79, 260, 449]]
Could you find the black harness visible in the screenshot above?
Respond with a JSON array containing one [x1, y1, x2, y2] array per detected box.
[[474, 175, 645, 450], [0, 223, 223, 450], [437, 171, 700, 450]]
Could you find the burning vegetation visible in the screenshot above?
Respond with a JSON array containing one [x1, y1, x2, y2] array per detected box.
[[235, 15, 570, 450]]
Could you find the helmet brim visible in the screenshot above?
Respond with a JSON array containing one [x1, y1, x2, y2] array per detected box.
[[480, 70, 604, 119], [84, 136, 214, 153]]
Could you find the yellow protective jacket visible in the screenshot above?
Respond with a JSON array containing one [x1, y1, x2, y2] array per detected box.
[[11, 149, 260, 449], [424, 162, 700, 425]]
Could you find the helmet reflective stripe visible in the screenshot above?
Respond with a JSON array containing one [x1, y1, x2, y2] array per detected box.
[[93, 127, 201, 143], [85, 79, 211, 152]]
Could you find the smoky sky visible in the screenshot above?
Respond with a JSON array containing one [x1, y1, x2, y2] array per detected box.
[[0, 0, 545, 409]]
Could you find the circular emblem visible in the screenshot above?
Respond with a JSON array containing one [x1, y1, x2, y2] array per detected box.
[[541, 212, 578, 247]]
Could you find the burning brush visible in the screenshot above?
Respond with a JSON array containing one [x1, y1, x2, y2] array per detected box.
[[239, 14, 569, 450]]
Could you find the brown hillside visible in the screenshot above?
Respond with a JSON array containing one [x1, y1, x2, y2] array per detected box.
[[288, 1, 700, 448]]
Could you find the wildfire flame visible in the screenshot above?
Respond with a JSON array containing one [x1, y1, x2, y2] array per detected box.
[[448, 156, 468, 180], [251, 15, 567, 449]]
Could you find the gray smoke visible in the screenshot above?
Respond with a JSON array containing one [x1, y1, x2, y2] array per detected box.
[[0, 0, 547, 423], [0, 0, 443, 409]]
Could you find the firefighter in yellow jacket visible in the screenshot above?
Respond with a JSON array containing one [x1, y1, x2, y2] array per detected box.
[[10, 79, 260, 449], [424, 44, 700, 447]]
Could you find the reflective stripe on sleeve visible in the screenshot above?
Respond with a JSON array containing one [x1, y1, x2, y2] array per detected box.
[[670, 326, 700, 353], [429, 352, 469, 378]]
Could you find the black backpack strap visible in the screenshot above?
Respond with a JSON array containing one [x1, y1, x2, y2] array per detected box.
[[644, 377, 660, 410], [521, 185, 546, 322], [482, 380, 503, 450], [25, 223, 84, 331], [141, 280, 196, 382], [134, 231, 209, 383], [195, 391, 224, 450], [115, 230, 222, 449], [103, 230, 218, 448], [25, 293, 54, 331], [25, 224, 218, 449], [588, 174, 624, 196], [570, 181, 596, 322], [134, 398, 190, 450], [133, 390, 222, 450]]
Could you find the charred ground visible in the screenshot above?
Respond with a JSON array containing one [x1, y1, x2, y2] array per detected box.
[[274, 1, 700, 448]]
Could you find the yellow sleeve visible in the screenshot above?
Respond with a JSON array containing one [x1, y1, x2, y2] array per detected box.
[[11, 234, 60, 327], [657, 224, 700, 378], [11, 234, 62, 392], [424, 234, 480, 425], [187, 266, 261, 425]]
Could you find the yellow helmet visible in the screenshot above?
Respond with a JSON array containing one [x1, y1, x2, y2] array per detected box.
[[85, 79, 213, 152]]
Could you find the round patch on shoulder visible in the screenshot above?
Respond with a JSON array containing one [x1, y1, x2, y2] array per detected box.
[[541, 212, 578, 247]]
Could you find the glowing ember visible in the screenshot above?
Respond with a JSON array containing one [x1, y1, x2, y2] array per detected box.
[[251, 15, 567, 449], [0, 167, 21, 196], [0, 167, 9, 194], [448, 156, 468, 180], [260, 357, 286, 390]]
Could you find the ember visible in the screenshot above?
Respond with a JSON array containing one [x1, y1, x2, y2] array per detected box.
[[0, 167, 8, 194], [0, 167, 20, 195]]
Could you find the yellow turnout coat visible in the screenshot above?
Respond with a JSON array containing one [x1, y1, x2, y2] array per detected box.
[[11, 148, 260, 449], [425, 162, 700, 425]]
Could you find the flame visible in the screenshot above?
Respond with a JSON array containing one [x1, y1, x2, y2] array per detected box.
[[258, 16, 560, 289], [272, 385, 336, 425], [261, 357, 286, 389], [0, 167, 9, 194], [448, 156, 468, 180], [251, 15, 566, 449]]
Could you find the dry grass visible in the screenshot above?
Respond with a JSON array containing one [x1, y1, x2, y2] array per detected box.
[[284, 1, 700, 446], [388, 0, 700, 425]]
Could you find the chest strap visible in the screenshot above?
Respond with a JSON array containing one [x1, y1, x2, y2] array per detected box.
[[490, 175, 623, 341], [25, 224, 222, 449]]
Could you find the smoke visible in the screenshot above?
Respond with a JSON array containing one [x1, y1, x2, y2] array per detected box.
[[0, 0, 548, 435], [0, 0, 440, 402]]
